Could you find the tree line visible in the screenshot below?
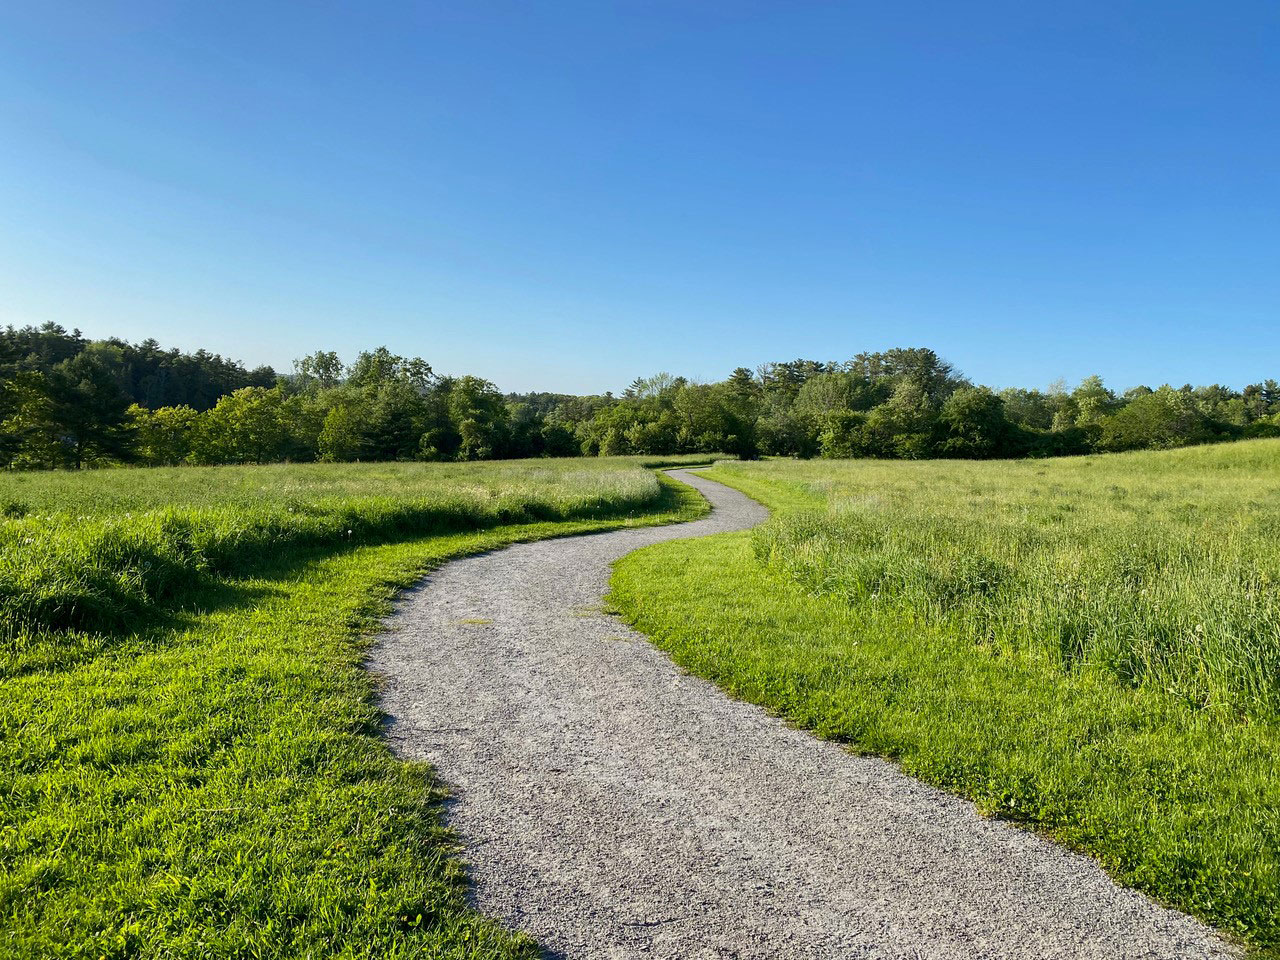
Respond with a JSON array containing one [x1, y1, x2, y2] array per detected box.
[[2, 323, 1277, 469]]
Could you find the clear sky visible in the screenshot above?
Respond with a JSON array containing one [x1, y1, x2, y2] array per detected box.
[[0, 2, 1276, 394]]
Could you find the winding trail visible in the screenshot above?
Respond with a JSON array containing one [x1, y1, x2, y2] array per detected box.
[[370, 469, 1235, 959]]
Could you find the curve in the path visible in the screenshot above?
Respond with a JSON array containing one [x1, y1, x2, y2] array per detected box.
[[370, 469, 1236, 960]]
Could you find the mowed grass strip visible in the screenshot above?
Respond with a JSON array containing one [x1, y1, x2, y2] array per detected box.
[[0, 459, 708, 958], [610, 439, 1280, 957]]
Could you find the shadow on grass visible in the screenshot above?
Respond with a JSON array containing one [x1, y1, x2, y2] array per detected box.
[[3, 576, 277, 681]]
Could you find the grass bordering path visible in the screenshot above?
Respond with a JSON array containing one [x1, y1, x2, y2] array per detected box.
[[1, 468, 708, 959], [610, 454, 1280, 958]]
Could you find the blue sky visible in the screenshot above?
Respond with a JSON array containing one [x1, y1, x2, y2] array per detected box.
[[0, 2, 1276, 394]]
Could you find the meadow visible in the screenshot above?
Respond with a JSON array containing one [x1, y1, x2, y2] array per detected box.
[[611, 439, 1280, 956], [0, 456, 710, 958]]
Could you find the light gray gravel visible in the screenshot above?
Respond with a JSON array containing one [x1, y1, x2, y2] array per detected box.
[[370, 469, 1237, 959]]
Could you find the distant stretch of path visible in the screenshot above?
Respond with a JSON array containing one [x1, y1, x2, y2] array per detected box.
[[369, 469, 1235, 959]]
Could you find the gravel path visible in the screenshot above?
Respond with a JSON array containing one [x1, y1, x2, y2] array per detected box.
[[370, 469, 1236, 959]]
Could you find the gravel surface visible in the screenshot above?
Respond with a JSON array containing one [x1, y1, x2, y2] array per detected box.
[[370, 469, 1236, 959]]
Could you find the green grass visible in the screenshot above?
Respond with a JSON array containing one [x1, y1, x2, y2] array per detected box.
[[0, 455, 719, 516], [610, 439, 1280, 956], [0, 456, 712, 667], [0, 457, 709, 958]]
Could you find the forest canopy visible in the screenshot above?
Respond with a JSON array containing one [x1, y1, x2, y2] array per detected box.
[[2, 323, 1278, 469]]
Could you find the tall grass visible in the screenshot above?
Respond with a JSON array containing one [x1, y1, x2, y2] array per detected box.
[[741, 440, 1280, 719], [0, 456, 715, 516], [0, 459, 692, 664]]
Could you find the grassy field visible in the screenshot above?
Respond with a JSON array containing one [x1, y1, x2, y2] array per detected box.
[[611, 439, 1280, 956], [0, 456, 711, 958]]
